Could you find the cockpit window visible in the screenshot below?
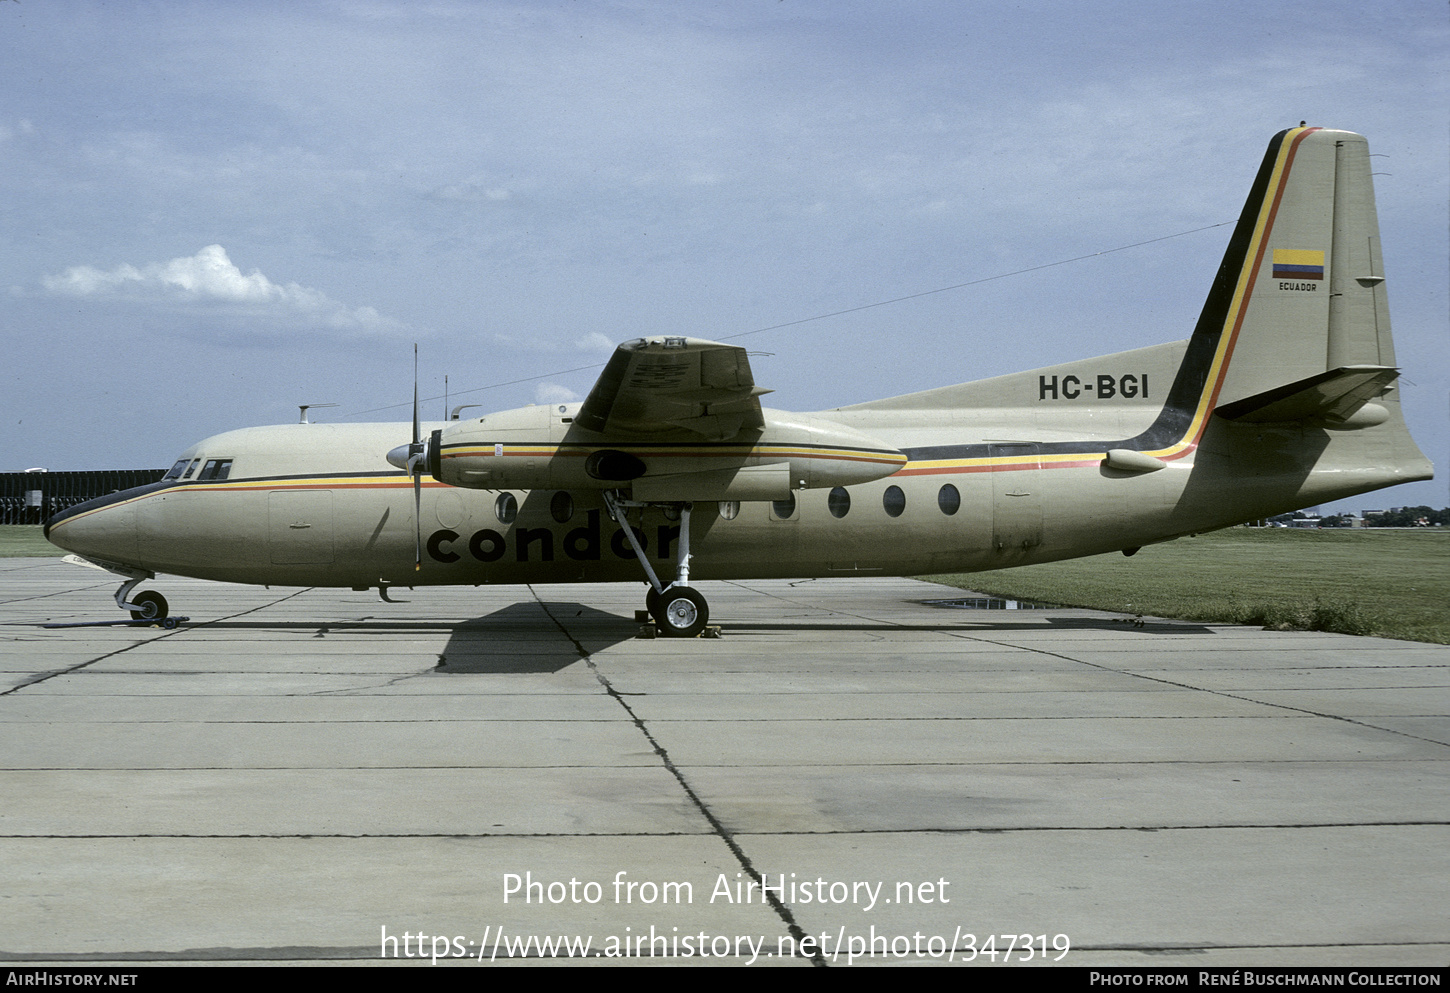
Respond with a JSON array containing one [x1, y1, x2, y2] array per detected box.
[[163, 459, 190, 481], [180, 459, 201, 479], [197, 459, 233, 481]]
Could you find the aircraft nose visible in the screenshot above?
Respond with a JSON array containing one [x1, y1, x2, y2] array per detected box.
[[44, 491, 141, 563]]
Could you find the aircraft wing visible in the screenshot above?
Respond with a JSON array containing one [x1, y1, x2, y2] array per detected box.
[[574, 336, 770, 440]]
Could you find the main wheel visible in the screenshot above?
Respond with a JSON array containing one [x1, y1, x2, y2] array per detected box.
[[645, 585, 662, 618], [129, 590, 169, 621], [654, 587, 708, 638]]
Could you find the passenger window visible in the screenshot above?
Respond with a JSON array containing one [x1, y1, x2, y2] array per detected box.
[[828, 486, 851, 519], [550, 491, 574, 524], [718, 501, 740, 521], [495, 492, 518, 525], [938, 483, 960, 516], [883, 485, 906, 518], [771, 492, 797, 521]]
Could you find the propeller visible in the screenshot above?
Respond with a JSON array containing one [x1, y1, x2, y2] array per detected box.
[[409, 346, 423, 570], [385, 345, 427, 572]]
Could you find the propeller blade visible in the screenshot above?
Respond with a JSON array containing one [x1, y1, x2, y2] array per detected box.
[[412, 344, 422, 571], [413, 473, 422, 571]]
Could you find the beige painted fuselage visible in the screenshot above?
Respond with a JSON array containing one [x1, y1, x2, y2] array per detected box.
[[45, 128, 1434, 610]]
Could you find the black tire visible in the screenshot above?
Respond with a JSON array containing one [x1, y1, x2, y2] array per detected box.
[[655, 587, 708, 638], [129, 590, 168, 621], [645, 585, 662, 619]]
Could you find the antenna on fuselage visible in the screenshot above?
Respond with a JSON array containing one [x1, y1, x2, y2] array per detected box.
[[298, 403, 338, 424]]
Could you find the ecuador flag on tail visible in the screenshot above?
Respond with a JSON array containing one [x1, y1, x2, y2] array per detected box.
[[1272, 248, 1325, 280]]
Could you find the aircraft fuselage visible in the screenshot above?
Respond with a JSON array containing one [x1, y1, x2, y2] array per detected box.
[[42, 128, 1435, 632]]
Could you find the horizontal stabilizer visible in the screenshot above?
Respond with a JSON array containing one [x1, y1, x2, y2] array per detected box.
[[1213, 365, 1398, 423]]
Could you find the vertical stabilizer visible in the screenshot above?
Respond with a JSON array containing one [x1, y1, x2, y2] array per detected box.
[[1208, 128, 1396, 407]]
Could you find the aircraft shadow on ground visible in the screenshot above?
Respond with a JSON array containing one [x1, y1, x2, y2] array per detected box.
[[82, 604, 1213, 671], [725, 617, 1216, 635], [131, 601, 640, 675], [437, 600, 640, 674]]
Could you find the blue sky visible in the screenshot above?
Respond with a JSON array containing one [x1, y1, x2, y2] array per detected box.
[[3, 1, 1445, 513]]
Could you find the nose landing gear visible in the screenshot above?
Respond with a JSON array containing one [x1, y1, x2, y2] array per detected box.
[[43, 558, 187, 629], [114, 576, 169, 621]]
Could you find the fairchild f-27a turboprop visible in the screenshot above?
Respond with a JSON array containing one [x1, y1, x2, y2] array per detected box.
[[46, 127, 1433, 636]]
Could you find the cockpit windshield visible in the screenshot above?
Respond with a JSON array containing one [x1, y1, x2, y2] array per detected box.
[[162, 458, 215, 481], [197, 459, 233, 481]]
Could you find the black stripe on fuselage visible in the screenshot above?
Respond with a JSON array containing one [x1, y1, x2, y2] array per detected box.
[[903, 129, 1289, 465], [43, 470, 422, 537], [43, 480, 176, 537]]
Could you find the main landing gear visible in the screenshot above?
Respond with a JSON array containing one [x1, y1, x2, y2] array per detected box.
[[604, 491, 710, 638], [646, 584, 709, 638]]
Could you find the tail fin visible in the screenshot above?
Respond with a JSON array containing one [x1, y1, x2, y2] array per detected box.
[[1197, 127, 1398, 411], [1176, 126, 1432, 502]]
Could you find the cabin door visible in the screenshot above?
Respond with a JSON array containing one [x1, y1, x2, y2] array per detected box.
[[988, 443, 1043, 554], [268, 489, 335, 564]]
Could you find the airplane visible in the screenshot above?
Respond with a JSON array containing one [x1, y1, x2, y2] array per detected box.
[[44, 127, 1433, 637]]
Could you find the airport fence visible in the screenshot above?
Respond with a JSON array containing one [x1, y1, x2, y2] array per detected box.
[[0, 470, 165, 525]]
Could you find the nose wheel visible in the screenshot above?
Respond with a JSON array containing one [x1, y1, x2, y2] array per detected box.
[[128, 590, 169, 621]]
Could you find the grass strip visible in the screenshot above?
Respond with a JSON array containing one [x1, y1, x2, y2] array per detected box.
[[0, 526, 64, 558], [921, 527, 1449, 645]]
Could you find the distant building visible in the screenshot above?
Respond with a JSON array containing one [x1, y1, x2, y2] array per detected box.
[[1, 469, 166, 525]]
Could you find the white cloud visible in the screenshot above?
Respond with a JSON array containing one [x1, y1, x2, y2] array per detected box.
[[431, 174, 515, 203], [483, 330, 618, 354], [42, 245, 400, 332], [573, 331, 615, 352], [534, 382, 579, 405], [0, 119, 34, 143]]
